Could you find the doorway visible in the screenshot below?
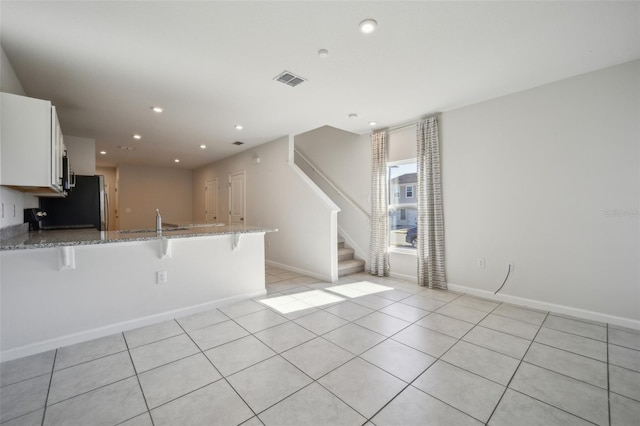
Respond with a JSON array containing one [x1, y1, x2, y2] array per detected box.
[[205, 178, 218, 223], [229, 171, 245, 226]]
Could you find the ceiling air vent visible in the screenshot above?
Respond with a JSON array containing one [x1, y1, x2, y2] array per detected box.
[[233, 141, 244, 146], [274, 71, 306, 87]]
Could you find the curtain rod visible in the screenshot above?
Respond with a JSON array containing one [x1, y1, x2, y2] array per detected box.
[[374, 112, 441, 135]]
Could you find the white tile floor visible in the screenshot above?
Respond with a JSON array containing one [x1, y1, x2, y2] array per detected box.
[[1, 266, 639, 425]]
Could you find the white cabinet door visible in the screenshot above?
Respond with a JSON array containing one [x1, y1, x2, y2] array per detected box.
[[0, 93, 52, 187], [0, 93, 65, 195]]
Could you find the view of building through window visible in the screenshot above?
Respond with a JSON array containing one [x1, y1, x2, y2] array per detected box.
[[388, 161, 417, 249]]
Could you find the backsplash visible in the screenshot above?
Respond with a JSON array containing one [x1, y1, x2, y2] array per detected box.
[[0, 222, 28, 241]]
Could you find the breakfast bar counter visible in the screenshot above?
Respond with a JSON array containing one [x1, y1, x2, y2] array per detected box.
[[0, 224, 276, 361], [0, 224, 276, 251]]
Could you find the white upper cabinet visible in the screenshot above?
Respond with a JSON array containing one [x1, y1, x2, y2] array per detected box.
[[0, 92, 66, 195]]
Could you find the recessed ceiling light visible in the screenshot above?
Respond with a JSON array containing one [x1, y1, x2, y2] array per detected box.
[[174, 158, 180, 163], [369, 121, 377, 126], [133, 134, 141, 140], [348, 113, 358, 119], [318, 49, 329, 58], [99, 151, 107, 155], [235, 124, 243, 130], [200, 144, 207, 149], [152, 106, 163, 113], [359, 19, 377, 34]]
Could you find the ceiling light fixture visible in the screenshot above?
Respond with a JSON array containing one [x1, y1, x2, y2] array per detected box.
[[174, 159, 180, 163], [359, 19, 377, 34], [99, 151, 107, 155], [200, 144, 207, 149], [369, 121, 377, 126], [152, 106, 163, 113], [318, 49, 329, 58], [235, 124, 243, 130], [133, 134, 141, 140]]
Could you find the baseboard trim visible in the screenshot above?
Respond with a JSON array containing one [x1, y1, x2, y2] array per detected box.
[[446, 282, 640, 331], [389, 271, 418, 282], [266, 259, 333, 283], [0, 290, 266, 362]]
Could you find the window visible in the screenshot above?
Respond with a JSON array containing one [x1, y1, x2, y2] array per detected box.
[[405, 185, 414, 198], [388, 160, 417, 250]]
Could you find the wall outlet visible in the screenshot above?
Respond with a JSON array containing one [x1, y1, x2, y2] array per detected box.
[[506, 261, 514, 272], [476, 258, 485, 269], [157, 271, 168, 284]]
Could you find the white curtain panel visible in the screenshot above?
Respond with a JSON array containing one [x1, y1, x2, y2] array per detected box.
[[369, 130, 390, 277], [417, 116, 447, 289]]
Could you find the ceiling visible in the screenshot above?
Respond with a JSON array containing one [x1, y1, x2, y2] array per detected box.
[[2, 1, 638, 170]]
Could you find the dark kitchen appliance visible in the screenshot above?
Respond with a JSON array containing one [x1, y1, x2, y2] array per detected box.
[[24, 208, 47, 231], [39, 175, 108, 231]]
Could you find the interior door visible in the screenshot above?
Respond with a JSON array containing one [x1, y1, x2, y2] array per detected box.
[[229, 171, 245, 226], [205, 178, 218, 223]]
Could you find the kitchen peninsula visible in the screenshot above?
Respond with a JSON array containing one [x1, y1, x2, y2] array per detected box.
[[0, 224, 276, 361]]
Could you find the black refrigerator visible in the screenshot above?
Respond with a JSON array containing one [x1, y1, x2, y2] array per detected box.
[[39, 175, 108, 231]]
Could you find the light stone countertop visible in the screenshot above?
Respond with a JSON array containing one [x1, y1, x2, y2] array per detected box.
[[0, 224, 277, 251]]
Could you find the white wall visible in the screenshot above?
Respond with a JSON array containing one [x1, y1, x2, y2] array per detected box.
[[295, 126, 371, 214], [0, 46, 39, 229], [193, 136, 339, 281], [1, 47, 25, 96], [296, 60, 639, 325], [294, 126, 371, 263], [65, 135, 96, 176], [443, 60, 639, 322], [117, 164, 193, 230]]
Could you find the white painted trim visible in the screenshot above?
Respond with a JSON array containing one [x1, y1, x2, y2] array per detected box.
[[447, 282, 640, 331], [266, 259, 333, 283], [0, 289, 266, 362], [390, 271, 418, 283]]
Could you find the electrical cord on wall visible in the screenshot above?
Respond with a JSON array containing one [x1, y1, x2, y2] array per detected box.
[[494, 264, 512, 295]]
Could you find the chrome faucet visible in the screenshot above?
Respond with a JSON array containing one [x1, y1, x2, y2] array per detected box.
[[156, 209, 162, 234]]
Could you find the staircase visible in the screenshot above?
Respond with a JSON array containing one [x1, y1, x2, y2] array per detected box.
[[338, 237, 365, 276]]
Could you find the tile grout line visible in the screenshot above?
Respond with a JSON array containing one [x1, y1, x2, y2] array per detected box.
[[484, 310, 550, 424], [362, 295, 503, 425], [40, 348, 57, 426], [123, 332, 156, 426], [175, 317, 262, 424], [479, 310, 606, 426]]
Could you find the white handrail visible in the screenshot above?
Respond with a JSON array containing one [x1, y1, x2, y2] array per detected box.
[[294, 148, 370, 221]]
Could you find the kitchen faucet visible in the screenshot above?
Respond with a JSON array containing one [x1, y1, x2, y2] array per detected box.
[[156, 209, 162, 234]]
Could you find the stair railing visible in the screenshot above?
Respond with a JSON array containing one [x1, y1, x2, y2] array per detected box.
[[294, 149, 371, 222]]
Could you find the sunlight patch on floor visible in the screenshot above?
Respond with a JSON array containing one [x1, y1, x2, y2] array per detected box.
[[259, 290, 345, 313], [325, 281, 394, 298]]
